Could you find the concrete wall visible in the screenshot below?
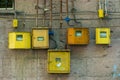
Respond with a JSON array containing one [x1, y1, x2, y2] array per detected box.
[[0, 0, 120, 80]]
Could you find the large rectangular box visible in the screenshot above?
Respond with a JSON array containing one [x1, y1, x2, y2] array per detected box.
[[9, 32, 31, 49], [96, 28, 110, 44], [47, 49, 70, 73], [67, 28, 89, 45], [32, 27, 49, 49]]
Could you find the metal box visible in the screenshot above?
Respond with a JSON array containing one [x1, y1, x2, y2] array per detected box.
[[12, 19, 18, 28], [47, 49, 70, 73], [32, 27, 49, 49], [9, 32, 31, 49], [96, 28, 110, 44], [67, 28, 89, 45], [98, 9, 104, 18]]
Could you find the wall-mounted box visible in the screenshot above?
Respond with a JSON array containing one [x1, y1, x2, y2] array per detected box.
[[9, 32, 31, 49], [98, 9, 104, 18], [67, 28, 89, 45], [96, 28, 110, 44], [12, 19, 18, 28], [47, 49, 70, 73], [32, 27, 49, 49]]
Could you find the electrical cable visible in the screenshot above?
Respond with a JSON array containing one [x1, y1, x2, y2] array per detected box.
[[71, 8, 82, 26], [49, 35, 57, 49]]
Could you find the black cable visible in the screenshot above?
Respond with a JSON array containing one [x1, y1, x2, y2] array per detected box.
[[71, 8, 82, 26], [50, 36, 57, 49], [67, 22, 74, 27]]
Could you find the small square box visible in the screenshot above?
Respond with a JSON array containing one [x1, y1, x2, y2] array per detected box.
[[96, 28, 110, 44], [32, 27, 49, 49], [9, 32, 31, 49], [47, 49, 70, 73], [67, 28, 89, 45]]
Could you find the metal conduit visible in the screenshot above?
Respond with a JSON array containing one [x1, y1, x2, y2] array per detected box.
[[60, 0, 63, 28], [36, 0, 39, 27], [50, 0, 53, 28]]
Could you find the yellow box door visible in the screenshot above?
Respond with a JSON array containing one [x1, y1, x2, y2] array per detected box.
[[9, 33, 15, 48], [32, 28, 49, 49], [48, 50, 70, 73], [67, 28, 74, 44], [9, 32, 31, 49], [23, 33, 31, 48], [96, 28, 110, 44], [83, 28, 89, 44], [68, 28, 89, 45]]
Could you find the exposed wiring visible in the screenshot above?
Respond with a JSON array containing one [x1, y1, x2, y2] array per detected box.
[[49, 29, 57, 49], [67, 21, 74, 27], [66, 0, 82, 27], [71, 8, 82, 26], [71, 0, 82, 26], [49, 35, 57, 49], [66, 8, 82, 27], [64, 0, 74, 26]]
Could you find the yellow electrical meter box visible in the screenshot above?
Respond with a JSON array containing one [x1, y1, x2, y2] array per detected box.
[[32, 27, 49, 49], [47, 49, 70, 73], [96, 28, 110, 44], [67, 28, 89, 45], [98, 9, 104, 18], [12, 19, 18, 28], [9, 32, 31, 49]]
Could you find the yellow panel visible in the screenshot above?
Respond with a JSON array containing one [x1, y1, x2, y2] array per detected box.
[[9, 32, 31, 49], [96, 28, 110, 44], [98, 9, 104, 18], [67, 28, 89, 45], [32, 27, 49, 49], [47, 49, 70, 73], [12, 19, 18, 28], [67, 28, 74, 44]]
